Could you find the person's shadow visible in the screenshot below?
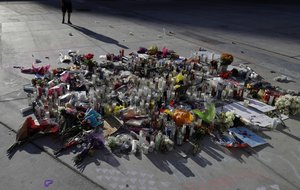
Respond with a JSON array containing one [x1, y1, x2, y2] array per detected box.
[[69, 24, 128, 49]]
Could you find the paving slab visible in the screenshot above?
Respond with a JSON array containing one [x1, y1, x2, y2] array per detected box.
[[26, 20, 70, 31], [1, 22, 29, 33], [1, 31, 37, 53]]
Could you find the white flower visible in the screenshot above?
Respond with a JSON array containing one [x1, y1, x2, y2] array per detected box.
[[286, 94, 293, 99], [275, 95, 300, 115], [285, 100, 291, 106]]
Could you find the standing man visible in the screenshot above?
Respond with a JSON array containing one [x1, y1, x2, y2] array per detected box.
[[61, 0, 73, 24]]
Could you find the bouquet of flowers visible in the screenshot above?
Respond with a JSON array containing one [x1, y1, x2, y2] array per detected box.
[[82, 53, 97, 72], [220, 53, 234, 66], [275, 94, 300, 115], [173, 109, 194, 126], [216, 111, 235, 132], [147, 45, 158, 55]]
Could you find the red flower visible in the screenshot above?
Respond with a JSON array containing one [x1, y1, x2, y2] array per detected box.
[[219, 71, 232, 79], [52, 69, 58, 75], [169, 100, 175, 106], [84, 53, 94, 60]]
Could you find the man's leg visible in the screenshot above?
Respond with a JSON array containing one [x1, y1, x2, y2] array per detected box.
[[68, 12, 72, 24], [62, 12, 66, 23]]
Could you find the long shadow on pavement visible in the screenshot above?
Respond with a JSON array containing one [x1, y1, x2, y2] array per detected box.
[[74, 147, 120, 172], [7, 134, 121, 172], [68, 24, 128, 49], [277, 128, 300, 142], [145, 149, 195, 177], [143, 136, 251, 177]]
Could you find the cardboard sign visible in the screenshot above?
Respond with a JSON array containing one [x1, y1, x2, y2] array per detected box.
[[243, 98, 276, 113], [228, 127, 267, 147], [217, 102, 275, 128], [103, 116, 122, 137]]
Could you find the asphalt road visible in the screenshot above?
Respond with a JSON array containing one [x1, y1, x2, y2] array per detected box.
[[0, 1, 300, 190]]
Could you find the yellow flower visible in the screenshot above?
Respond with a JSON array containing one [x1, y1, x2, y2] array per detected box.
[[220, 53, 234, 65], [175, 73, 184, 83]]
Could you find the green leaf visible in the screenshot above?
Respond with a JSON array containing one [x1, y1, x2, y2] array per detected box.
[[193, 104, 216, 124]]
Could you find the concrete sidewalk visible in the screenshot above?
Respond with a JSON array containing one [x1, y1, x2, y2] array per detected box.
[[1, 1, 300, 190]]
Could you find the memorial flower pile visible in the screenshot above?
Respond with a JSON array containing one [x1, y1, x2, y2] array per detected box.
[[8, 45, 300, 167]]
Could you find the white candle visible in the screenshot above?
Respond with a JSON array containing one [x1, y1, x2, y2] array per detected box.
[[268, 95, 274, 105], [92, 74, 97, 85]]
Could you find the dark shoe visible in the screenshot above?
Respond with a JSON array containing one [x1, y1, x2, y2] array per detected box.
[[62, 20, 65, 24], [68, 21, 72, 25]]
